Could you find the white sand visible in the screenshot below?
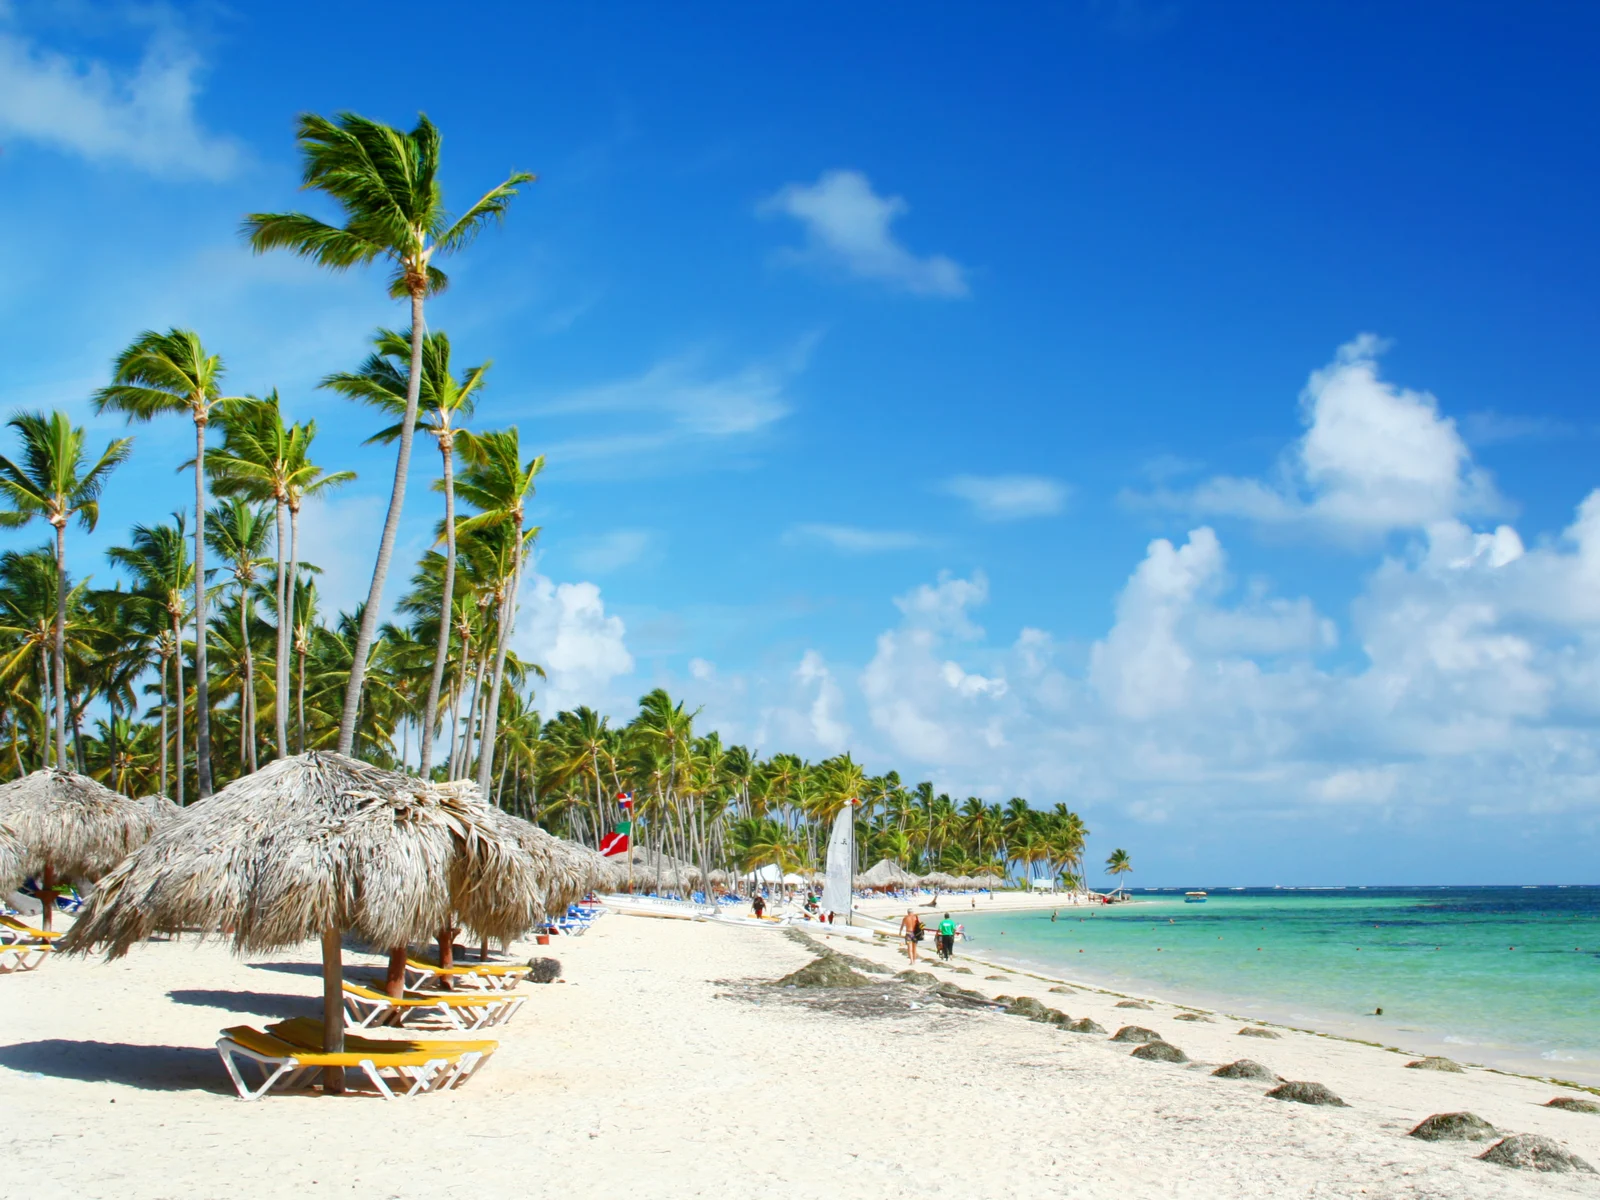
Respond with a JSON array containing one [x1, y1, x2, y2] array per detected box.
[[3, 913, 1598, 1198]]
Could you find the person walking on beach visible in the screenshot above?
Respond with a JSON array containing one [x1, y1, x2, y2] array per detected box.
[[900, 909, 923, 963], [752, 894, 766, 919], [937, 912, 956, 960]]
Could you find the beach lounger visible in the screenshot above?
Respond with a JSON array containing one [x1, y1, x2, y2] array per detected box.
[[402, 957, 530, 992], [0, 941, 52, 972], [265, 1017, 498, 1091], [0, 913, 64, 944], [216, 1025, 472, 1101], [342, 981, 524, 1031]]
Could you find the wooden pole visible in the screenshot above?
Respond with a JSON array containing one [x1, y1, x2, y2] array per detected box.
[[384, 946, 407, 998], [321, 928, 345, 1094]]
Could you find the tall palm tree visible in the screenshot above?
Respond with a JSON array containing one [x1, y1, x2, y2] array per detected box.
[[455, 428, 542, 793], [322, 327, 488, 775], [108, 518, 194, 803], [0, 411, 132, 767], [1106, 848, 1132, 897], [94, 329, 229, 796], [245, 110, 533, 758], [206, 497, 273, 773]]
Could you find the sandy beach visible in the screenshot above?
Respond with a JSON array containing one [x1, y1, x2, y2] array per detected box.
[[3, 908, 1598, 1199]]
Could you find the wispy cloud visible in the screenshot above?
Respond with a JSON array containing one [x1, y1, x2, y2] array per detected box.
[[759, 169, 968, 298], [0, 14, 241, 179], [1461, 410, 1577, 446], [786, 524, 931, 553], [943, 474, 1069, 520], [570, 529, 653, 574], [539, 345, 803, 465]]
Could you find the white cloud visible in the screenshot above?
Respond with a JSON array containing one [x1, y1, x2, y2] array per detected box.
[[785, 524, 929, 553], [795, 650, 851, 750], [943, 474, 1069, 521], [688, 657, 716, 681], [0, 19, 241, 179], [512, 569, 634, 713], [760, 169, 968, 297], [894, 571, 989, 639], [1159, 336, 1502, 539]]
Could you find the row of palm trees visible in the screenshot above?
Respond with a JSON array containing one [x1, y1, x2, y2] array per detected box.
[[0, 106, 1104, 887]]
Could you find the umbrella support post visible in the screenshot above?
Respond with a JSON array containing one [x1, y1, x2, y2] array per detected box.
[[321, 928, 345, 1095], [385, 946, 406, 997], [38, 864, 55, 932]]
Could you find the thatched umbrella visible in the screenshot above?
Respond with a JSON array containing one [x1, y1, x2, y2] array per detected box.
[[63, 752, 544, 1093], [469, 802, 606, 933], [0, 769, 163, 930], [922, 871, 958, 891], [137, 794, 184, 826], [857, 859, 914, 890], [974, 871, 1005, 888], [0, 821, 24, 895]]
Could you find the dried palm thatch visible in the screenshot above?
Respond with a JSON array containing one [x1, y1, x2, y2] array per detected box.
[[62, 753, 553, 1089], [0, 769, 161, 882], [857, 859, 915, 889], [64, 753, 543, 959], [973, 871, 1005, 887], [137, 794, 183, 827], [921, 872, 959, 889], [0, 820, 23, 894], [470, 803, 606, 922]]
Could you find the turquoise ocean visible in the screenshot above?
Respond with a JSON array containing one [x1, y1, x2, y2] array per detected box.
[[956, 887, 1600, 1085]]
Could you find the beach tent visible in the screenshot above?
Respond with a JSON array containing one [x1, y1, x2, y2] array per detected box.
[[781, 872, 807, 887], [64, 752, 550, 1093], [742, 864, 783, 885], [0, 769, 164, 930]]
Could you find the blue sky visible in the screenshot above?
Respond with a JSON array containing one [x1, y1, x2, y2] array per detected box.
[[3, 1, 1599, 885]]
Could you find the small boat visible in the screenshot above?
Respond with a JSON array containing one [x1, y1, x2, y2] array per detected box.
[[1184, 891, 1208, 903]]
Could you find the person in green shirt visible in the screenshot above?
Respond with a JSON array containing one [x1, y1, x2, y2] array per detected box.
[[937, 913, 957, 960]]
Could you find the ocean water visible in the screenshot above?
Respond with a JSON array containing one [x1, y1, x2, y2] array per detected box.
[[956, 887, 1600, 1084]]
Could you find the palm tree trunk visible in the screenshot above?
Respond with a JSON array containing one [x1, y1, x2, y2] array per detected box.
[[52, 522, 68, 770], [296, 636, 307, 754], [419, 438, 456, 777], [192, 420, 214, 797], [37, 641, 51, 770], [159, 649, 169, 798], [288, 506, 302, 752], [173, 613, 186, 807], [476, 547, 521, 793], [458, 645, 487, 781], [239, 590, 257, 773], [337, 291, 425, 756], [272, 497, 288, 756]]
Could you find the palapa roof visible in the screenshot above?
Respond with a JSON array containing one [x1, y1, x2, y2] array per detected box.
[[468, 800, 606, 918], [0, 821, 23, 893], [0, 769, 161, 881], [857, 859, 915, 888], [920, 871, 959, 888], [63, 752, 547, 959], [137, 794, 184, 826]]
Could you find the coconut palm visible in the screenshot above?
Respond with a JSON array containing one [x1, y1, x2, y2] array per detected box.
[[94, 330, 232, 797], [0, 411, 133, 770], [206, 498, 273, 773], [1106, 847, 1132, 896], [321, 327, 488, 775], [454, 428, 542, 793], [108, 519, 194, 804], [244, 111, 533, 757]]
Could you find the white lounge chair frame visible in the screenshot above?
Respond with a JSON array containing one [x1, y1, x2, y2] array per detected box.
[[342, 984, 523, 1031], [215, 1034, 482, 1101]]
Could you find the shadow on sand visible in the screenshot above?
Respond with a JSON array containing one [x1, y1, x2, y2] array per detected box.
[[0, 1039, 227, 1092], [245, 961, 324, 978], [167, 988, 317, 1020]]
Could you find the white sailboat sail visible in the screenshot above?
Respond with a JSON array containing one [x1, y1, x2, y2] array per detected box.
[[820, 805, 855, 924]]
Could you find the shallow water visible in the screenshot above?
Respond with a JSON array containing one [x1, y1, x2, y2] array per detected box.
[[956, 886, 1600, 1084]]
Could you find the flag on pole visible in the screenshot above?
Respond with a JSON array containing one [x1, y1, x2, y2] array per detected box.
[[601, 793, 635, 856]]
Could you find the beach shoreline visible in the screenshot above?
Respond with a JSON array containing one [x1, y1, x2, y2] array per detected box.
[[4, 909, 1598, 1198]]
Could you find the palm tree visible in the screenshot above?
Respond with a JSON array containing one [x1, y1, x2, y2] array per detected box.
[[94, 329, 230, 797], [455, 428, 542, 793], [1106, 848, 1132, 897], [0, 411, 132, 767], [206, 497, 273, 773], [322, 327, 487, 775], [108, 519, 194, 803], [245, 110, 533, 758]]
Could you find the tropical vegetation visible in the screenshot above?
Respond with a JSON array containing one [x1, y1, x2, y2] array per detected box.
[[0, 108, 1097, 890]]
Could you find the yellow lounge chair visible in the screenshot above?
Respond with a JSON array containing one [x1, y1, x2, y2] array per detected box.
[[216, 1025, 477, 1100], [0, 941, 52, 973], [0, 914, 63, 943], [403, 956, 531, 992], [342, 980, 524, 1031], [267, 1017, 498, 1090]]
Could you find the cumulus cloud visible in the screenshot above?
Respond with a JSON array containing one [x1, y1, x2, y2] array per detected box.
[[1154, 336, 1502, 539], [943, 474, 1069, 521], [760, 169, 968, 297], [785, 524, 930, 553], [512, 568, 634, 713], [0, 17, 241, 179]]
